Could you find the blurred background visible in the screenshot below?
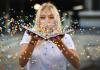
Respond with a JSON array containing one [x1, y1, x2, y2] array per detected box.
[[0, 0, 100, 70]]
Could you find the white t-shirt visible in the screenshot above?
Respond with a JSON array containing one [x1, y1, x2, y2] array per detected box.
[[20, 31, 75, 70]]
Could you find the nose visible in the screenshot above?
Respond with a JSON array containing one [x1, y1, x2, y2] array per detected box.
[[45, 17, 49, 22]]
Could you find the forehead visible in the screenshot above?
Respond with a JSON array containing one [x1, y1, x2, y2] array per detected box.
[[40, 7, 54, 15]]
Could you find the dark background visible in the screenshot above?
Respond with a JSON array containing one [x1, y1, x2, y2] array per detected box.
[[0, 0, 84, 16]]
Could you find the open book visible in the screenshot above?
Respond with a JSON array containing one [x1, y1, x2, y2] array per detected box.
[[22, 25, 73, 39]]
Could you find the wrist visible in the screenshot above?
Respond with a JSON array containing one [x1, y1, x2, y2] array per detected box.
[[29, 39, 38, 45]]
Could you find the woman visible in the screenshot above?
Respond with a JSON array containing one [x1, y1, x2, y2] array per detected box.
[[19, 3, 80, 70]]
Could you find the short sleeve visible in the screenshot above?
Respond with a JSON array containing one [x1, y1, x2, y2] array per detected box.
[[62, 34, 75, 50], [20, 31, 30, 45]]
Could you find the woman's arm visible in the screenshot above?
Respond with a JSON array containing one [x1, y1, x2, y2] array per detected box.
[[19, 33, 39, 67], [50, 36, 80, 69]]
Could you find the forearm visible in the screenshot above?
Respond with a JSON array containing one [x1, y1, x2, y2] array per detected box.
[[51, 37, 80, 69], [19, 40, 38, 67]]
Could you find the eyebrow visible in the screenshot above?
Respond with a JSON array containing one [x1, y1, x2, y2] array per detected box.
[[40, 15, 45, 16], [40, 14, 54, 17]]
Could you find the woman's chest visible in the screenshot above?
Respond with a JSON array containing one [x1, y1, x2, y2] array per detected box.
[[32, 41, 65, 60]]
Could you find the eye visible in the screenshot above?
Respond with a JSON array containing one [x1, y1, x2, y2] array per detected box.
[[49, 16, 54, 19], [40, 16, 45, 19]]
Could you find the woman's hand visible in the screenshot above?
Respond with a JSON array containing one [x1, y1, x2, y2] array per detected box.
[[49, 34, 64, 41], [27, 30, 44, 41]]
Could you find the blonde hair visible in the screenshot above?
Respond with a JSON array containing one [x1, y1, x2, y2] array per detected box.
[[34, 3, 62, 34]]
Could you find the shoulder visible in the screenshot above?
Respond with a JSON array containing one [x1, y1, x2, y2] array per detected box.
[[22, 30, 29, 38], [62, 33, 72, 40], [62, 33, 75, 49], [20, 31, 30, 45]]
